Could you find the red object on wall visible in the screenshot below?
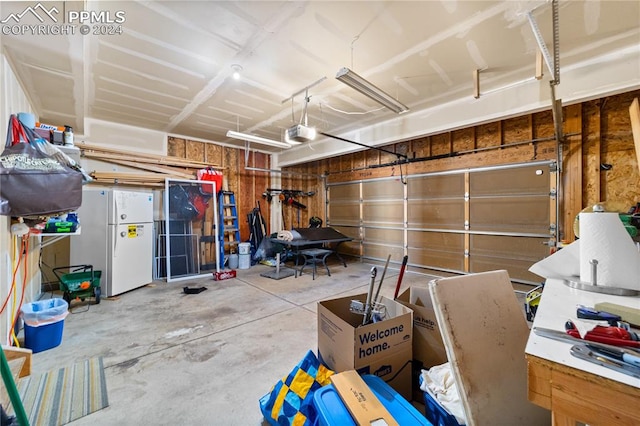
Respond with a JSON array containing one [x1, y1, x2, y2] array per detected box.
[[197, 168, 223, 194]]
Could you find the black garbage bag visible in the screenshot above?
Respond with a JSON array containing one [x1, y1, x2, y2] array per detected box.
[[168, 185, 199, 220]]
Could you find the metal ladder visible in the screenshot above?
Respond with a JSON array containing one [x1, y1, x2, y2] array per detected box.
[[218, 191, 241, 269]]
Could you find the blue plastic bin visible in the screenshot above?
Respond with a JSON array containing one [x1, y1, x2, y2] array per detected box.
[[313, 374, 431, 426], [423, 391, 463, 426], [21, 298, 68, 353], [419, 372, 464, 426]]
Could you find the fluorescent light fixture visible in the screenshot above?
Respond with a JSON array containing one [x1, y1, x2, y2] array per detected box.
[[336, 67, 409, 114], [226, 130, 291, 149]]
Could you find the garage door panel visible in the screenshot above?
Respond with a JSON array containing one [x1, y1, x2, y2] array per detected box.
[[408, 174, 465, 198], [363, 242, 405, 261], [470, 165, 550, 196], [470, 234, 549, 257], [330, 183, 359, 201], [408, 199, 464, 229], [363, 201, 403, 225], [363, 179, 402, 200], [469, 234, 549, 283], [408, 230, 464, 249], [339, 241, 361, 257], [332, 225, 359, 240], [408, 247, 465, 271], [329, 203, 360, 226], [408, 231, 465, 271], [364, 228, 403, 245], [469, 257, 545, 283], [470, 196, 549, 233]]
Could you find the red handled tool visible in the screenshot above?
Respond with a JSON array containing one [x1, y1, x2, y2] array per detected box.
[[565, 320, 640, 348], [393, 255, 409, 299]]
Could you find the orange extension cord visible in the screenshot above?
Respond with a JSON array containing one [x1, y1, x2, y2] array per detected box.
[[0, 234, 29, 346]]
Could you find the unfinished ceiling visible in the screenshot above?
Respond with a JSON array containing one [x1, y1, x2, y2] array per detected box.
[[1, 1, 639, 164]]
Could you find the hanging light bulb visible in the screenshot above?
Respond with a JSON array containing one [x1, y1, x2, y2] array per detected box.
[[231, 64, 243, 80]]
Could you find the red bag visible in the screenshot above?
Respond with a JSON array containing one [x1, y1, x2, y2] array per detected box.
[[197, 167, 223, 194]]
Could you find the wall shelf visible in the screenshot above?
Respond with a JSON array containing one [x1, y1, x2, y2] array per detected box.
[[34, 228, 81, 249]]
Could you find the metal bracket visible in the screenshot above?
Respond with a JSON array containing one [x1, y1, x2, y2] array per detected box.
[[527, 0, 560, 84]]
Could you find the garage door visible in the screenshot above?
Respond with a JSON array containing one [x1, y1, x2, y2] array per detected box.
[[327, 161, 556, 284]]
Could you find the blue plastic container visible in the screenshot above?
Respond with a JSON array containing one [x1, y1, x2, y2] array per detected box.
[[423, 391, 463, 426], [313, 374, 431, 426], [21, 298, 68, 353], [24, 320, 65, 353]]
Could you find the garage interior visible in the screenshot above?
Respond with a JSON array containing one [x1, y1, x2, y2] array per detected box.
[[1, 1, 639, 425]]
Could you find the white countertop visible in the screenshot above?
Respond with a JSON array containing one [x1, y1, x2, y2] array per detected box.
[[525, 278, 640, 388]]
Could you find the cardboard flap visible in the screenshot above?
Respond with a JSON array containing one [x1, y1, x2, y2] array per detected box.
[[428, 270, 550, 426]]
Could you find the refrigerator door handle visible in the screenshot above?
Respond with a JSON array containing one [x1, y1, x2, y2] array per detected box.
[[114, 228, 124, 256]]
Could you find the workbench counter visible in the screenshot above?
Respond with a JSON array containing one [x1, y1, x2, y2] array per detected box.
[[525, 278, 640, 425]]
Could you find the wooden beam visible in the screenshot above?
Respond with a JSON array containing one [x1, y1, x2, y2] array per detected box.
[[630, 97, 640, 175], [90, 179, 165, 187], [562, 104, 582, 243], [91, 171, 177, 182], [594, 103, 602, 202], [83, 153, 194, 179], [535, 49, 544, 80], [77, 141, 223, 169], [473, 69, 480, 99]]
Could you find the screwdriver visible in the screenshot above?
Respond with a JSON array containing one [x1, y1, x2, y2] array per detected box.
[[577, 305, 640, 330], [576, 305, 621, 325]]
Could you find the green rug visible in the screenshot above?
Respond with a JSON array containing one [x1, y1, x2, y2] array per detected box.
[[6, 357, 109, 426]]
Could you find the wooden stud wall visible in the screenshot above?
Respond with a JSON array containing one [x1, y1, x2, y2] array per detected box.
[[278, 161, 325, 230]]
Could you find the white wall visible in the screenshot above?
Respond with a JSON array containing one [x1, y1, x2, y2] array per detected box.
[[0, 54, 40, 344], [0, 55, 174, 343], [83, 117, 167, 155]]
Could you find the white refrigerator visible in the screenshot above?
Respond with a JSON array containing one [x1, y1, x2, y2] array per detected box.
[[70, 188, 154, 297]]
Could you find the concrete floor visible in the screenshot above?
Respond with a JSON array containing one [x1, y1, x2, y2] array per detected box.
[[26, 259, 526, 425]]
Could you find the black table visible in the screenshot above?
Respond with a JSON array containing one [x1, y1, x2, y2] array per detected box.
[[269, 227, 353, 276]]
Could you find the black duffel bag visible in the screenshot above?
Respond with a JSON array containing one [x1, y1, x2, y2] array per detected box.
[[0, 114, 82, 218]]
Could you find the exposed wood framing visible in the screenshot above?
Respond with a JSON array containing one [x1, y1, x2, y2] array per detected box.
[[630, 97, 640, 172], [594, 103, 602, 202], [561, 104, 582, 243]]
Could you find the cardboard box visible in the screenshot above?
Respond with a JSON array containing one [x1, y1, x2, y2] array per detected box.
[[397, 286, 448, 401], [318, 293, 413, 400]]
